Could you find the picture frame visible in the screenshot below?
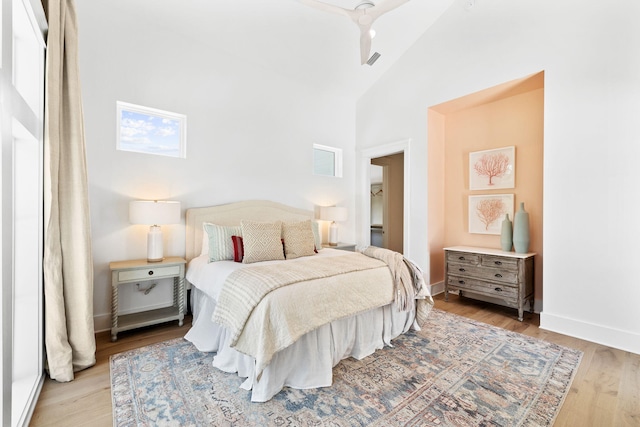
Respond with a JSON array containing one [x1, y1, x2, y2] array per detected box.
[[468, 194, 514, 235], [116, 101, 187, 158], [469, 146, 515, 190]]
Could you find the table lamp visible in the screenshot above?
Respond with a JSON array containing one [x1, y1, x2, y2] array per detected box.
[[129, 200, 181, 262], [320, 206, 348, 246]]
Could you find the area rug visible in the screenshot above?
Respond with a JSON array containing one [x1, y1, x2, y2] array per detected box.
[[110, 309, 582, 426]]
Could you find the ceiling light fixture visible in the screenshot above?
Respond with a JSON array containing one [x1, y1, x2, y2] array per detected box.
[[300, 0, 411, 65], [366, 52, 381, 66]]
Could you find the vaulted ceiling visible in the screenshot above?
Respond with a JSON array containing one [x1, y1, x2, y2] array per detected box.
[[123, 0, 457, 98]]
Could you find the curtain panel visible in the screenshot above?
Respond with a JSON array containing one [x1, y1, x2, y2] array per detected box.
[[42, 0, 96, 381]]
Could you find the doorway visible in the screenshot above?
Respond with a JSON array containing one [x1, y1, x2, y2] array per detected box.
[[370, 154, 404, 253], [360, 139, 411, 256]]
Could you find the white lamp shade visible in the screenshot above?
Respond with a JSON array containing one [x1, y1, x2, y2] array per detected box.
[[319, 206, 348, 222], [130, 200, 181, 225]]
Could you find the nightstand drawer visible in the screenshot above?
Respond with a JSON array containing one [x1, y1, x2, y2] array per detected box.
[[118, 265, 181, 282]]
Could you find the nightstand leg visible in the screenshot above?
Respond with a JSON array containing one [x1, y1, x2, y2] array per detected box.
[[111, 282, 118, 341], [175, 276, 185, 327]]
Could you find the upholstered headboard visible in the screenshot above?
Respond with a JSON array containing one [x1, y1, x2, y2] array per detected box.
[[185, 200, 314, 262]]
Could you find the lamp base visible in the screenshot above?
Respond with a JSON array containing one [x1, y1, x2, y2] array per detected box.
[[147, 225, 164, 263], [328, 221, 339, 246]]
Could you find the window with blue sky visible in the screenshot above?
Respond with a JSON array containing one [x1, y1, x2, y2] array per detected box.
[[117, 101, 187, 158]]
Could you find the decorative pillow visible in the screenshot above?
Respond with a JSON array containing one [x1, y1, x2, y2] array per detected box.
[[203, 223, 241, 262], [200, 227, 210, 256], [231, 235, 244, 263], [282, 220, 317, 260], [311, 220, 322, 251], [240, 220, 285, 264]]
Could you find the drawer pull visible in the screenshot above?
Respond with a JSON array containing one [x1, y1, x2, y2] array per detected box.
[[458, 268, 466, 272], [458, 256, 465, 260], [494, 287, 503, 292], [458, 280, 465, 285], [148, 270, 154, 276], [495, 273, 503, 278], [494, 261, 502, 266]]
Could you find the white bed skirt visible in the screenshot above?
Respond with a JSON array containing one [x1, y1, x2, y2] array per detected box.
[[185, 287, 418, 402]]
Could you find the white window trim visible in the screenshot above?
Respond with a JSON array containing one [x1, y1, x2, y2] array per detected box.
[[313, 143, 343, 178]]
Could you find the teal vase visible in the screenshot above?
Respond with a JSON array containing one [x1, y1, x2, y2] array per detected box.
[[513, 202, 530, 253], [500, 214, 513, 252]]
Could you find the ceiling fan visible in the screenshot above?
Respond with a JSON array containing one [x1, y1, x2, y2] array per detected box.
[[300, 0, 411, 65]]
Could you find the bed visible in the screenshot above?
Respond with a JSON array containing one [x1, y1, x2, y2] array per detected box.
[[183, 200, 433, 402]]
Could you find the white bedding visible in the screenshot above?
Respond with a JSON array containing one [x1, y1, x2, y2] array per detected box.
[[184, 249, 423, 402]]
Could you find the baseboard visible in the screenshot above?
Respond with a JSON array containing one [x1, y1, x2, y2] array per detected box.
[[541, 312, 640, 355], [94, 313, 111, 333], [428, 281, 444, 296]]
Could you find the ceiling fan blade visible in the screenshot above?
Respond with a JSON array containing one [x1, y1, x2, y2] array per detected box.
[[369, 0, 411, 19], [359, 26, 373, 65], [298, 0, 352, 19]]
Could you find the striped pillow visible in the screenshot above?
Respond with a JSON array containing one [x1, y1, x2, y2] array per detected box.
[[203, 223, 241, 262], [241, 220, 285, 264]]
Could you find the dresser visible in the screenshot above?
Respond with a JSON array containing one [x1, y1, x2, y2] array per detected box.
[[444, 246, 535, 321]]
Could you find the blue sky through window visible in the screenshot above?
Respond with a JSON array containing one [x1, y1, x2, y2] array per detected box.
[[117, 103, 186, 158]]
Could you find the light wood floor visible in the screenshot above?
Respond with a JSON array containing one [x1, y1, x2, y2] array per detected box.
[[30, 294, 640, 426]]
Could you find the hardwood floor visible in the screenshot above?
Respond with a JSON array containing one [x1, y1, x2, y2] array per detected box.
[[30, 295, 640, 426]]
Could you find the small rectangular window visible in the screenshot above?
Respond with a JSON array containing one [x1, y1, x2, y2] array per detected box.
[[116, 101, 187, 158], [313, 144, 342, 177]]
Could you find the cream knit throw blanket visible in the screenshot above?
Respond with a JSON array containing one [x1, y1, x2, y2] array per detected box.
[[360, 246, 434, 328], [212, 249, 433, 375], [212, 253, 388, 347]]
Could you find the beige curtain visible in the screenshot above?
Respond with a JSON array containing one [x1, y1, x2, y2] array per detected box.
[[42, 0, 96, 382]]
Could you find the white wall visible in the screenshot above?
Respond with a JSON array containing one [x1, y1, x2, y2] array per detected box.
[[356, 0, 640, 354], [77, 1, 357, 331]]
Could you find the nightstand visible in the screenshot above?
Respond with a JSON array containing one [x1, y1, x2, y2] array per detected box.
[[109, 256, 186, 341], [322, 242, 356, 252]]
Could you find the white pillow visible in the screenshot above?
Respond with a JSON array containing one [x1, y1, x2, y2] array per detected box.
[[312, 220, 322, 251]]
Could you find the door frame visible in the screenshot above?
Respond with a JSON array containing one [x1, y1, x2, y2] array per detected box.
[[359, 139, 411, 256]]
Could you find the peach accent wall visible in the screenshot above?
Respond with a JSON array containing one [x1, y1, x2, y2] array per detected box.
[[427, 110, 446, 284], [428, 83, 544, 302]]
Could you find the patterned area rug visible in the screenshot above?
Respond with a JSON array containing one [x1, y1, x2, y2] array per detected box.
[[110, 309, 582, 426]]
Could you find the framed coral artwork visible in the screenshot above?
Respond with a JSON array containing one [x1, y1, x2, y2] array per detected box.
[[469, 194, 514, 235], [469, 146, 515, 190]]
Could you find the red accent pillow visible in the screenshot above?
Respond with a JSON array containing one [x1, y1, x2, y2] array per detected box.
[[231, 235, 244, 263]]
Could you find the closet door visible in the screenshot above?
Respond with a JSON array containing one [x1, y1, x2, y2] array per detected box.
[[1, 0, 47, 425]]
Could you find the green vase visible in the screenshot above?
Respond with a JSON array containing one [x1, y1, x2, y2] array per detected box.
[[513, 202, 530, 253], [500, 214, 513, 251]]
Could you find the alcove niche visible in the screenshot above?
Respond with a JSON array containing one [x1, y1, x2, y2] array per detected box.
[[427, 71, 545, 309]]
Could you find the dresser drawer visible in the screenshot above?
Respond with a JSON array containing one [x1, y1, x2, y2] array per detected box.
[[446, 251, 480, 266], [480, 254, 519, 270], [447, 261, 518, 284], [447, 275, 518, 300], [118, 265, 181, 282]]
